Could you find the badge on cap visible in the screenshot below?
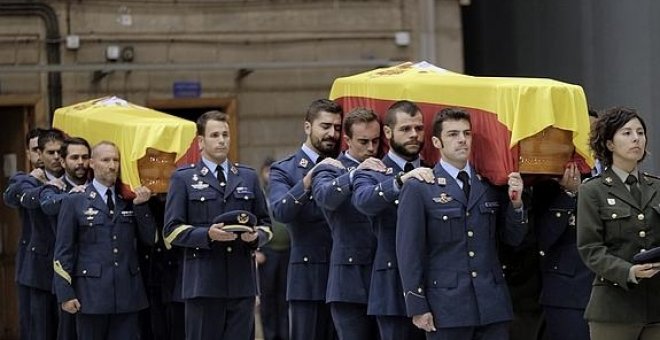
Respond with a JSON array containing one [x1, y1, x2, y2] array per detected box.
[[437, 177, 447, 186], [607, 198, 616, 206], [201, 167, 209, 176], [299, 158, 309, 168], [238, 213, 249, 224], [433, 193, 453, 204]]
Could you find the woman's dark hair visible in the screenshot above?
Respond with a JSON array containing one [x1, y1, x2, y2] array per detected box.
[[590, 107, 647, 167]]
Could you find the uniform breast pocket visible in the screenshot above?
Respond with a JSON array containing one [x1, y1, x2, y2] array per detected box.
[[78, 216, 103, 244], [599, 207, 631, 241], [188, 190, 219, 223], [429, 208, 464, 243]]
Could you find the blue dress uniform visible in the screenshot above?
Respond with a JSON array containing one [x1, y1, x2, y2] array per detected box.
[[34, 178, 83, 340], [534, 180, 592, 340], [269, 147, 335, 340], [351, 153, 425, 340], [163, 161, 271, 340], [21, 178, 62, 340], [52, 184, 157, 340], [3, 172, 39, 340], [312, 152, 379, 340], [395, 163, 528, 340]]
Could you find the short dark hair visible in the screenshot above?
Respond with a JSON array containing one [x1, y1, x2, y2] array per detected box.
[[25, 128, 46, 148], [305, 99, 342, 123], [196, 110, 228, 136], [590, 107, 647, 167], [37, 128, 66, 150], [384, 100, 421, 127], [343, 107, 380, 138], [61, 137, 91, 159], [432, 108, 471, 138]]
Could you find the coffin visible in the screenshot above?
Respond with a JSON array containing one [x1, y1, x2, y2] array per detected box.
[[330, 62, 593, 184], [53, 97, 199, 194]]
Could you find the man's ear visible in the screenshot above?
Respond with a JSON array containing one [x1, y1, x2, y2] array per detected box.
[[432, 136, 443, 149], [383, 125, 392, 140], [304, 121, 312, 137]]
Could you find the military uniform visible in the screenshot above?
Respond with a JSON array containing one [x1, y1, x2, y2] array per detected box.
[[312, 152, 378, 339], [163, 161, 271, 340], [3, 172, 39, 340], [577, 168, 660, 335], [53, 184, 157, 340], [534, 180, 592, 340], [269, 148, 334, 340], [351, 153, 425, 340], [396, 162, 527, 340]]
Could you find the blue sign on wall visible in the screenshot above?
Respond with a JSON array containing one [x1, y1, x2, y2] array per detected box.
[[173, 81, 201, 98]]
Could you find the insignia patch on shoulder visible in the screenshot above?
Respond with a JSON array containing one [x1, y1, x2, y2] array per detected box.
[[299, 158, 309, 168], [201, 167, 209, 176], [437, 177, 446, 186], [231, 166, 238, 175]]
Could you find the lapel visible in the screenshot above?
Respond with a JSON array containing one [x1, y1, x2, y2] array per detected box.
[[86, 186, 110, 217], [224, 163, 244, 199], [339, 152, 359, 170], [467, 168, 487, 211], [196, 161, 223, 193], [114, 190, 129, 220], [640, 172, 657, 210], [382, 155, 403, 174], [434, 164, 467, 206], [602, 168, 639, 209]]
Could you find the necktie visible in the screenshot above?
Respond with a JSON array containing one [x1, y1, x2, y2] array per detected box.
[[105, 190, 115, 214], [316, 155, 326, 164], [625, 175, 641, 205], [457, 170, 471, 199], [217, 167, 226, 187], [404, 162, 414, 173]]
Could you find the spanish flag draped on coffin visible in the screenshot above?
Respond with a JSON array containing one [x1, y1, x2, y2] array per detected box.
[[329, 62, 594, 185], [53, 96, 199, 196]]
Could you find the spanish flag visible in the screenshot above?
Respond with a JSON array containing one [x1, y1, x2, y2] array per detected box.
[[330, 62, 593, 185]]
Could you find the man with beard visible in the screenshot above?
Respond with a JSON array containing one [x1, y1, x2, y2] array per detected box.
[[18, 128, 66, 340], [351, 100, 431, 340], [26, 137, 91, 340], [396, 108, 527, 340], [311, 108, 385, 339], [164, 110, 271, 340], [269, 99, 342, 340], [3, 127, 46, 339], [53, 141, 156, 340]]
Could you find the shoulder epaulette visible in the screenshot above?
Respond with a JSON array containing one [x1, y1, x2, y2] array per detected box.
[[176, 164, 196, 172], [643, 171, 660, 180], [234, 163, 255, 170], [582, 174, 601, 184], [274, 154, 296, 166]]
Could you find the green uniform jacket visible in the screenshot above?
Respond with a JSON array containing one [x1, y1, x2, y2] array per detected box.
[[577, 167, 660, 323]]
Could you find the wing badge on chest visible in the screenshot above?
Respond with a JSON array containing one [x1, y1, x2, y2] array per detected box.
[[433, 192, 453, 204]]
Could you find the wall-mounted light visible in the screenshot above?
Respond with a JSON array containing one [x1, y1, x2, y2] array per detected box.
[[105, 45, 120, 61], [394, 31, 411, 47]]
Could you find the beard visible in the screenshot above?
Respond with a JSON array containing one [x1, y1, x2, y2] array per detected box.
[[390, 138, 423, 160], [311, 134, 340, 158]]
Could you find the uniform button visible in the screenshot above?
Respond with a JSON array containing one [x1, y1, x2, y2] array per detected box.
[[112, 235, 117, 240], [466, 212, 470, 217], [613, 283, 619, 286], [442, 216, 448, 221], [309, 195, 313, 200], [638, 213, 645, 220], [89, 223, 93, 226], [227, 247, 233, 253], [555, 212, 562, 218], [144, 255, 149, 260], [220, 182, 226, 187], [195, 247, 200, 250], [156, 247, 162, 252], [553, 266, 558, 270], [539, 250, 545, 256], [113, 248, 118, 254], [200, 197, 205, 202], [639, 231, 647, 238], [599, 277, 605, 282], [417, 287, 423, 293], [282, 199, 287, 204], [332, 181, 337, 186], [348, 257, 353, 263], [641, 248, 647, 253], [244, 196, 249, 200], [82, 270, 87, 275], [467, 231, 474, 237], [378, 191, 384, 197], [468, 251, 475, 258], [31, 247, 35, 251], [22, 240, 27, 245], [336, 187, 342, 192], [294, 200, 300, 205], [394, 199, 399, 205], [611, 213, 617, 219], [387, 261, 392, 268], [433, 280, 437, 286], [502, 265, 507, 270], [303, 256, 309, 262], [471, 271, 478, 278], [114, 262, 119, 267]]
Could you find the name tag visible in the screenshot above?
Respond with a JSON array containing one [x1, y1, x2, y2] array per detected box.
[[484, 201, 500, 208], [121, 210, 134, 217], [236, 186, 250, 194]]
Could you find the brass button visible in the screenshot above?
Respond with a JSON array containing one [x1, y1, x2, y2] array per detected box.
[[638, 213, 645, 220], [639, 231, 647, 238], [467, 231, 474, 237], [468, 251, 475, 258], [471, 271, 478, 278]]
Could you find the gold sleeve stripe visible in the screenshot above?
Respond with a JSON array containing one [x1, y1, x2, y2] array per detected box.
[[53, 260, 72, 285], [164, 224, 193, 250], [256, 226, 273, 241]]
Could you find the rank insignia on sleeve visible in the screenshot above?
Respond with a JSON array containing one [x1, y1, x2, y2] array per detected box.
[[191, 182, 209, 190], [433, 193, 453, 204], [201, 167, 209, 176], [437, 177, 447, 186], [607, 198, 616, 206], [299, 158, 309, 168]]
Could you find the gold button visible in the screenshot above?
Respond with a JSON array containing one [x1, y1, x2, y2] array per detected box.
[[555, 212, 561, 218], [113, 248, 118, 254], [611, 213, 617, 219], [639, 231, 647, 238], [539, 251, 545, 256], [471, 271, 478, 278], [467, 231, 474, 237], [638, 214, 645, 220], [442, 216, 448, 221], [468, 251, 475, 258]]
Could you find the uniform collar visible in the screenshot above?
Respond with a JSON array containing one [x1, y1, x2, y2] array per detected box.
[[201, 156, 228, 178], [301, 143, 322, 164], [439, 159, 472, 182], [611, 164, 638, 184], [387, 150, 420, 171], [92, 178, 113, 200]]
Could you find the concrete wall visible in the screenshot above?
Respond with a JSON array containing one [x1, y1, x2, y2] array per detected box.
[[0, 0, 463, 167]]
